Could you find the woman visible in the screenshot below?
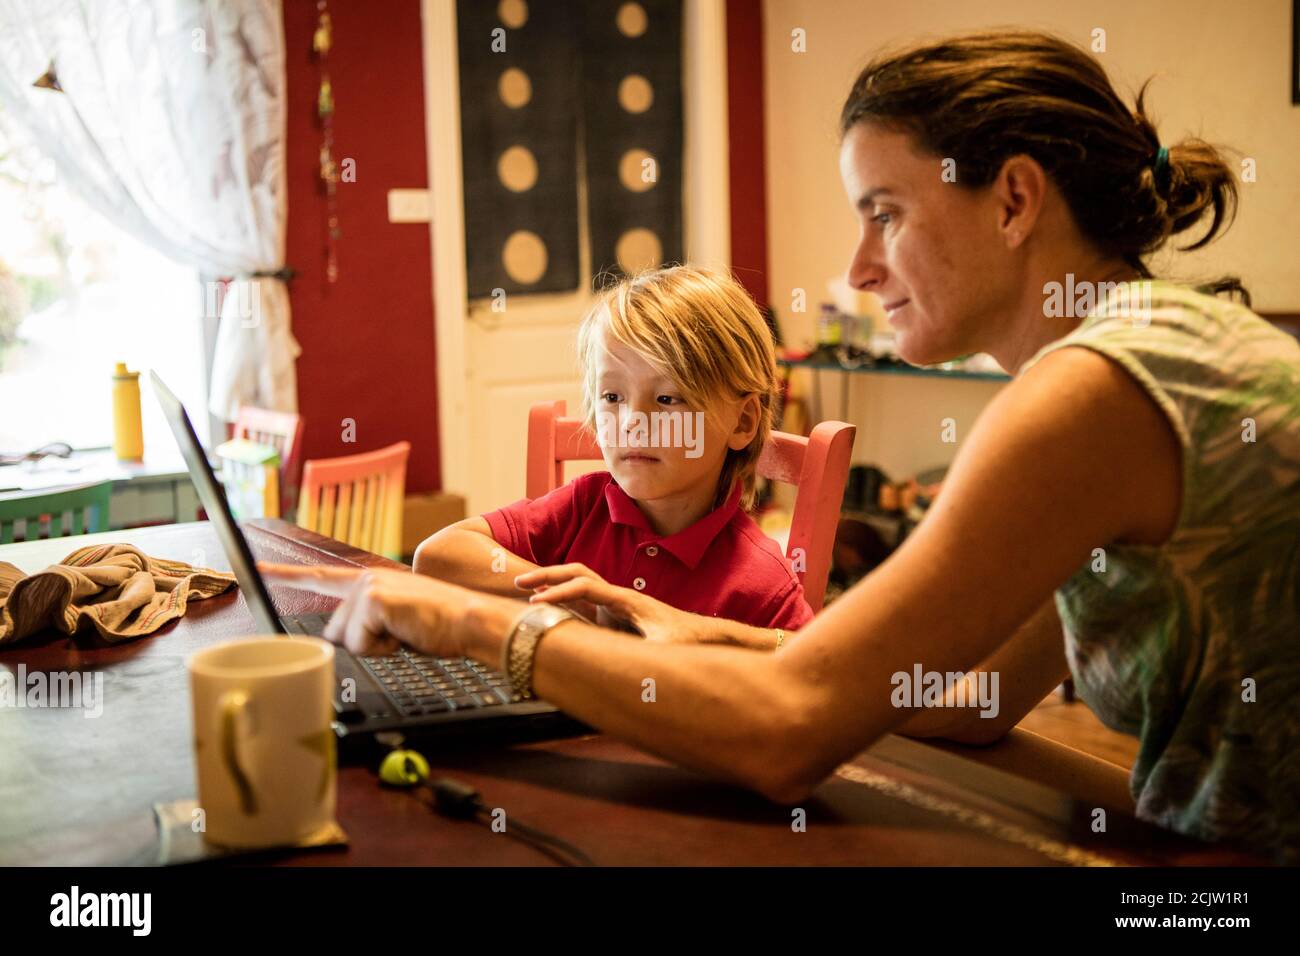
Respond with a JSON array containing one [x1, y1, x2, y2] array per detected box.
[[265, 30, 1300, 861]]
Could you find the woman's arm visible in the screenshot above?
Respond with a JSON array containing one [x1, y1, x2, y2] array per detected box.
[[891, 596, 1068, 744], [269, 346, 1181, 803]]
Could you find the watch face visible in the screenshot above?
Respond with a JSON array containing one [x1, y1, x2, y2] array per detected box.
[[531, 605, 570, 629]]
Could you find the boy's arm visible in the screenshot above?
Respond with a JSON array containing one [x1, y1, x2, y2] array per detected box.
[[412, 516, 539, 597]]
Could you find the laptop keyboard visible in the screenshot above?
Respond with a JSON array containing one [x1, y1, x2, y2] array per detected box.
[[362, 649, 512, 716], [282, 614, 514, 717]]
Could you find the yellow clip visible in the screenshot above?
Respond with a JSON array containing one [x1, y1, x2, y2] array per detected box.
[[379, 749, 430, 787]]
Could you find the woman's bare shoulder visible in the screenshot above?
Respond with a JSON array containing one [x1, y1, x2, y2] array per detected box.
[[981, 344, 1182, 546]]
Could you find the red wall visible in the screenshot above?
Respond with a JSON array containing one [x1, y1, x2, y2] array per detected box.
[[283, 0, 441, 492], [725, 0, 770, 310]]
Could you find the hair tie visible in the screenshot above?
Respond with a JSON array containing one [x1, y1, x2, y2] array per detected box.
[[1153, 145, 1169, 174]]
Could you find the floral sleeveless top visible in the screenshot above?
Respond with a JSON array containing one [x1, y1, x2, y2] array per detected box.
[[1021, 280, 1300, 862]]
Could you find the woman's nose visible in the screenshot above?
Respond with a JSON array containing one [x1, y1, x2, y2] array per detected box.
[[846, 234, 886, 291]]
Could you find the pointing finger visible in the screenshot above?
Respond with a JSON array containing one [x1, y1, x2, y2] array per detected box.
[[258, 562, 364, 598]]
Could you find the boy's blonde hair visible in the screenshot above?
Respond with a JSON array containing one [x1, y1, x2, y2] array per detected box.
[[576, 265, 779, 510]]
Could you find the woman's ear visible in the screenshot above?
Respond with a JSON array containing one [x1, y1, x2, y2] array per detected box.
[[993, 153, 1047, 250], [727, 393, 762, 451]]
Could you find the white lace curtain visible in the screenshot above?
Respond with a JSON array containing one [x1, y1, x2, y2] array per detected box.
[[0, 0, 298, 420]]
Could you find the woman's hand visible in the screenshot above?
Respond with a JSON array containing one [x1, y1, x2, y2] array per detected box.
[[514, 563, 718, 644], [258, 562, 476, 658]]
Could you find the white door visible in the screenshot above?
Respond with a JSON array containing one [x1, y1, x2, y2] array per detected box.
[[423, 0, 732, 516]]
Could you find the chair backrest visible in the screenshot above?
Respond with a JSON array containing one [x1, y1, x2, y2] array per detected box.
[[297, 442, 410, 560], [526, 400, 855, 612], [233, 405, 305, 519], [0, 481, 113, 544]]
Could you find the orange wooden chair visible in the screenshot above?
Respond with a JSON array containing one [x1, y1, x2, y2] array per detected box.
[[297, 441, 410, 560], [232, 405, 305, 519], [526, 400, 855, 612]]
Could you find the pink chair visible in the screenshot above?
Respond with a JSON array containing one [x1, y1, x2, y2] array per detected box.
[[232, 405, 305, 519], [297, 441, 410, 560], [526, 400, 855, 612]]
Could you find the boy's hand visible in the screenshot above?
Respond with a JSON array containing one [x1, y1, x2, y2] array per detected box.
[[514, 564, 630, 631], [515, 564, 715, 644]]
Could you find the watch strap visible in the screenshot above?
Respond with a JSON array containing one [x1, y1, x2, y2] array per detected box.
[[501, 603, 574, 702]]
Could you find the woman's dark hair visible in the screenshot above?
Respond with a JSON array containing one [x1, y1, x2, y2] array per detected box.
[[839, 29, 1249, 304]]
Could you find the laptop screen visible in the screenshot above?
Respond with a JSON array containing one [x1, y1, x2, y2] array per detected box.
[[149, 371, 284, 635]]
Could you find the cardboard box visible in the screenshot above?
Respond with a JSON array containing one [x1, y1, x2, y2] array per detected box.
[[401, 491, 467, 559]]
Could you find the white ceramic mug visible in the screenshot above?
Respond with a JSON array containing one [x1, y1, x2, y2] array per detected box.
[[188, 636, 337, 849]]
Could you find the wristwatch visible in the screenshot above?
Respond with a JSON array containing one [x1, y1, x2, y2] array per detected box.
[[501, 604, 575, 702]]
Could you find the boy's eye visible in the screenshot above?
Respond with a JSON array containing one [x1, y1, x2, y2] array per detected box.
[[600, 392, 621, 403], [656, 395, 682, 406], [871, 211, 893, 227]]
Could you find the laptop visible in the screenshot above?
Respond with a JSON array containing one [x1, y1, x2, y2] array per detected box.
[[150, 372, 589, 761]]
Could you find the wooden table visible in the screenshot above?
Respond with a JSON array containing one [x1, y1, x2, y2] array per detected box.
[[0, 520, 1261, 866]]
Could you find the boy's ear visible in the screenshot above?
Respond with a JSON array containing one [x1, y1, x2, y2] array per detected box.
[[727, 393, 762, 451]]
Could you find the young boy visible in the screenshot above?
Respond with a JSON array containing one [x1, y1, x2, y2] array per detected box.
[[413, 266, 813, 645]]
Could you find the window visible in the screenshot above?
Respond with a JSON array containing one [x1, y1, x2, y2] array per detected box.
[[0, 104, 208, 456]]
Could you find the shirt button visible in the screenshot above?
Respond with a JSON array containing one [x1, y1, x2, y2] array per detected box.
[[632, 577, 647, 590], [645, 545, 659, 557]]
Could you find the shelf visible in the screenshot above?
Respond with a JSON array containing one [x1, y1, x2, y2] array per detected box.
[[778, 357, 1009, 382]]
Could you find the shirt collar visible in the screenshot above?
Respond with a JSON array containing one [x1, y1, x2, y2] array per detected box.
[[604, 478, 743, 570]]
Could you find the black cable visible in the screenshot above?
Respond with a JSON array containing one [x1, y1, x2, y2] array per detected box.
[[427, 777, 596, 867], [473, 812, 591, 868], [489, 814, 597, 868]]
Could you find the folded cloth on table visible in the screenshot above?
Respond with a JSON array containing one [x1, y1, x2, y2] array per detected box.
[[0, 543, 236, 645]]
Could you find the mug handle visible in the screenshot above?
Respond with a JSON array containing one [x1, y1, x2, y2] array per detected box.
[[219, 689, 258, 816]]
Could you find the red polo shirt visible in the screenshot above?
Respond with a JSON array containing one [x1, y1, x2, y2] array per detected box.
[[484, 471, 814, 630]]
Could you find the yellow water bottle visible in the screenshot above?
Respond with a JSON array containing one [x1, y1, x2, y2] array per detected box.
[[112, 362, 144, 461]]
